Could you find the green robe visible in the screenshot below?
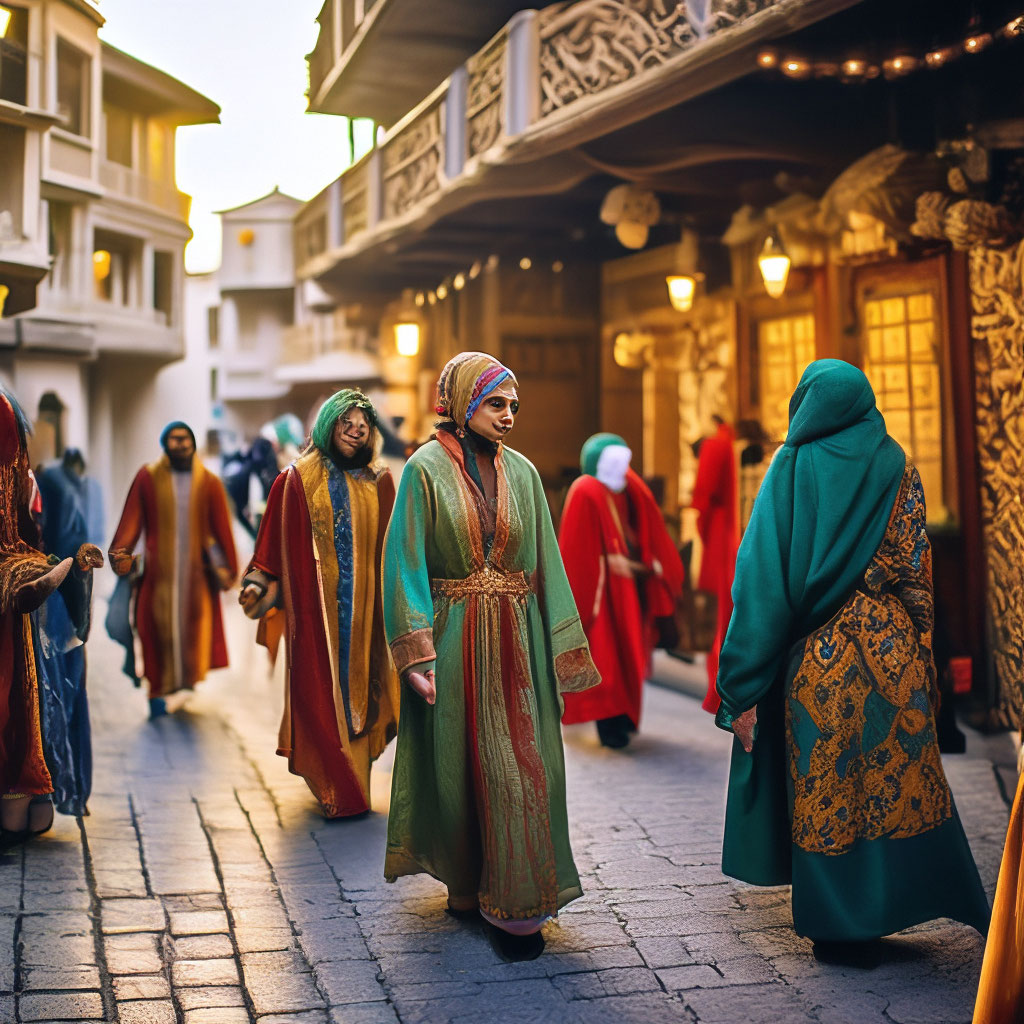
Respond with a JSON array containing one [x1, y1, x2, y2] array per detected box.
[[382, 430, 599, 921]]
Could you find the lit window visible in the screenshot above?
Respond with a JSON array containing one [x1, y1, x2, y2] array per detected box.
[[757, 313, 815, 442], [863, 290, 947, 520]]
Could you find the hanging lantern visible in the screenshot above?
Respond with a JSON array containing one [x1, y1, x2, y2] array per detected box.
[[756, 49, 778, 69], [964, 32, 993, 54], [666, 275, 696, 312], [394, 322, 420, 358], [92, 249, 112, 282], [453, 272, 466, 291], [758, 235, 791, 298]]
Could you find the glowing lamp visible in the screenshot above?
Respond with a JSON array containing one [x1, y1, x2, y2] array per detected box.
[[666, 275, 696, 312], [758, 236, 791, 299], [436, 283, 448, 301], [1005, 16, 1024, 37], [453, 272, 466, 291], [427, 291, 437, 306], [757, 49, 778, 69], [238, 228, 255, 246], [414, 292, 425, 307], [0, 6, 12, 38], [965, 33, 992, 53], [552, 260, 564, 273], [394, 322, 420, 358], [883, 55, 917, 77], [781, 57, 811, 79], [841, 58, 867, 77], [925, 47, 952, 67], [468, 261, 482, 279], [519, 257, 532, 270], [92, 250, 112, 281]]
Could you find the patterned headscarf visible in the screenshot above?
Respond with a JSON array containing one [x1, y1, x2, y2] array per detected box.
[[310, 389, 379, 455], [435, 352, 517, 427]]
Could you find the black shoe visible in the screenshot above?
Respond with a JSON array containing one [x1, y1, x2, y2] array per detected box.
[[445, 904, 480, 922], [596, 716, 631, 749], [812, 939, 884, 969], [0, 829, 28, 853], [484, 922, 545, 962]]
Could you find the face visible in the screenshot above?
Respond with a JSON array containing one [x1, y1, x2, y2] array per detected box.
[[165, 428, 195, 464], [467, 387, 518, 443], [595, 444, 632, 493], [332, 407, 370, 458]]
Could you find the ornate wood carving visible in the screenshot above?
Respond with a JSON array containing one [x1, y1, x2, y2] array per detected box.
[[538, 0, 780, 116], [467, 31, 506, 158], [970, 241, 1024, 727], [381, 99, 444, 220], [342, 161, 370, 243], [539, 0, 696, 115]]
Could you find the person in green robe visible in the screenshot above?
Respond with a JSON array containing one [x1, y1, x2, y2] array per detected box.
[[715, 359, 988, 956], [382, 351, 600, 962]]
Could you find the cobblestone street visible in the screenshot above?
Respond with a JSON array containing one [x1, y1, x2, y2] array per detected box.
[[0, 596, 1013, 1024]]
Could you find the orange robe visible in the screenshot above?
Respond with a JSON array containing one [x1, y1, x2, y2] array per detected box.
[[692, 423, 738, 713], [109, 456, 237, 698], [973, 769, 1024, 1023]]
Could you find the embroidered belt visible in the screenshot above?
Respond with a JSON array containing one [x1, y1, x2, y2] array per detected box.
[[431, 564, 535, 602]]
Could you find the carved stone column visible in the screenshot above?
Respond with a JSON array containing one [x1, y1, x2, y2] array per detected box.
[[970, 240, 1024, 726]]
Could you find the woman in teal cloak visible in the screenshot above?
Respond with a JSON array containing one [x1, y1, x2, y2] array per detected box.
[[715, 359, 988, 952], [382, 351, 599, 962]]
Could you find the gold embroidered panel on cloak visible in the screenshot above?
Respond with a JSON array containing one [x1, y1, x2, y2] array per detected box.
[[786, 469, 952, 855]]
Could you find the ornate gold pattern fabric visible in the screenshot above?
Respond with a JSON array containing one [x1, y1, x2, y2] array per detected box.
[[787, 466, 952, 855], [431, 564, 534, 603]]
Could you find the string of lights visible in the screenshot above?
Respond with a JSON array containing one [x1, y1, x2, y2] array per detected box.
[[756, 12, 1024, 82], [412, 254, 566, 308]]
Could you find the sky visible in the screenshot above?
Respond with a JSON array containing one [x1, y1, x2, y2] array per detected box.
[[97, 0, 374, 273]]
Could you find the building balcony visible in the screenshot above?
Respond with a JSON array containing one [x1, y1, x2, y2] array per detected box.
[[307, 0, 525, 125], [297, 0, 848, 284], [99, 161, 192, 222], [276, 316, 380, 385]]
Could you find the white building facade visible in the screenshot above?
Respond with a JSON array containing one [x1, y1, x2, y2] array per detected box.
[[0, 0, 219, 532]]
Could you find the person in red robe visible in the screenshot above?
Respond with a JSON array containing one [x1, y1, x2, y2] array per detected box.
[[0, 388, 103, 848], [692, 415, 739, 714], [240, 390, 400, 818], [109, 422, 238, 719], [560, 433, 684, 748]]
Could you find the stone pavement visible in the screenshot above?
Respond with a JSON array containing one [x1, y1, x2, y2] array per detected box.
[[0, 595, 1013, 1024]]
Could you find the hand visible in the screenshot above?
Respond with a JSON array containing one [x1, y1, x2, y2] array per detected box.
[[733, 706, 757, 753], [403, 668, 436, 706], [239, 583, 263, 615], [215, 566, 235, 591], [75, 543, 104, 572], [110, 550, 135, 576]]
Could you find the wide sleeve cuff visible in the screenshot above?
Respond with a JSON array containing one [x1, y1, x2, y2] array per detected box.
[[714, 705, 736, 732], [390, 628, 437, 676], [555, 647, 601, 694]]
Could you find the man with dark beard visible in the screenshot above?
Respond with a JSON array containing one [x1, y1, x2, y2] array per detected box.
[[109, 422, 237, 718]]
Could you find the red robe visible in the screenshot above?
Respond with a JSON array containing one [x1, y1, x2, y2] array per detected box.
[[248, 454, 400, 818], [560, 470, 684, 728], [692, 423, 738, 713], [109, 457, 238, 698], [0, 395, 51, 799]]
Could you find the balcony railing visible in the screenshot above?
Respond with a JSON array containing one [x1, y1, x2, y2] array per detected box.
[[280, 315, 373, 365], [100, 161, 191, 221], [297, 0, 787, 273]]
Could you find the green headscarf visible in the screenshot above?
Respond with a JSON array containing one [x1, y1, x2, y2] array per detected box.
[[310, 389, 378, 455], [716, 359, 906, 724], [580, 433, 629, 476]]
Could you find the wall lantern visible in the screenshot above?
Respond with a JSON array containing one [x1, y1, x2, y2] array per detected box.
[[758, 235, 791, 298], [394, 322, 420, 358], [92, 249, 112, 281], [0, 7, 12, 37], [666, 275, 697, 312]]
